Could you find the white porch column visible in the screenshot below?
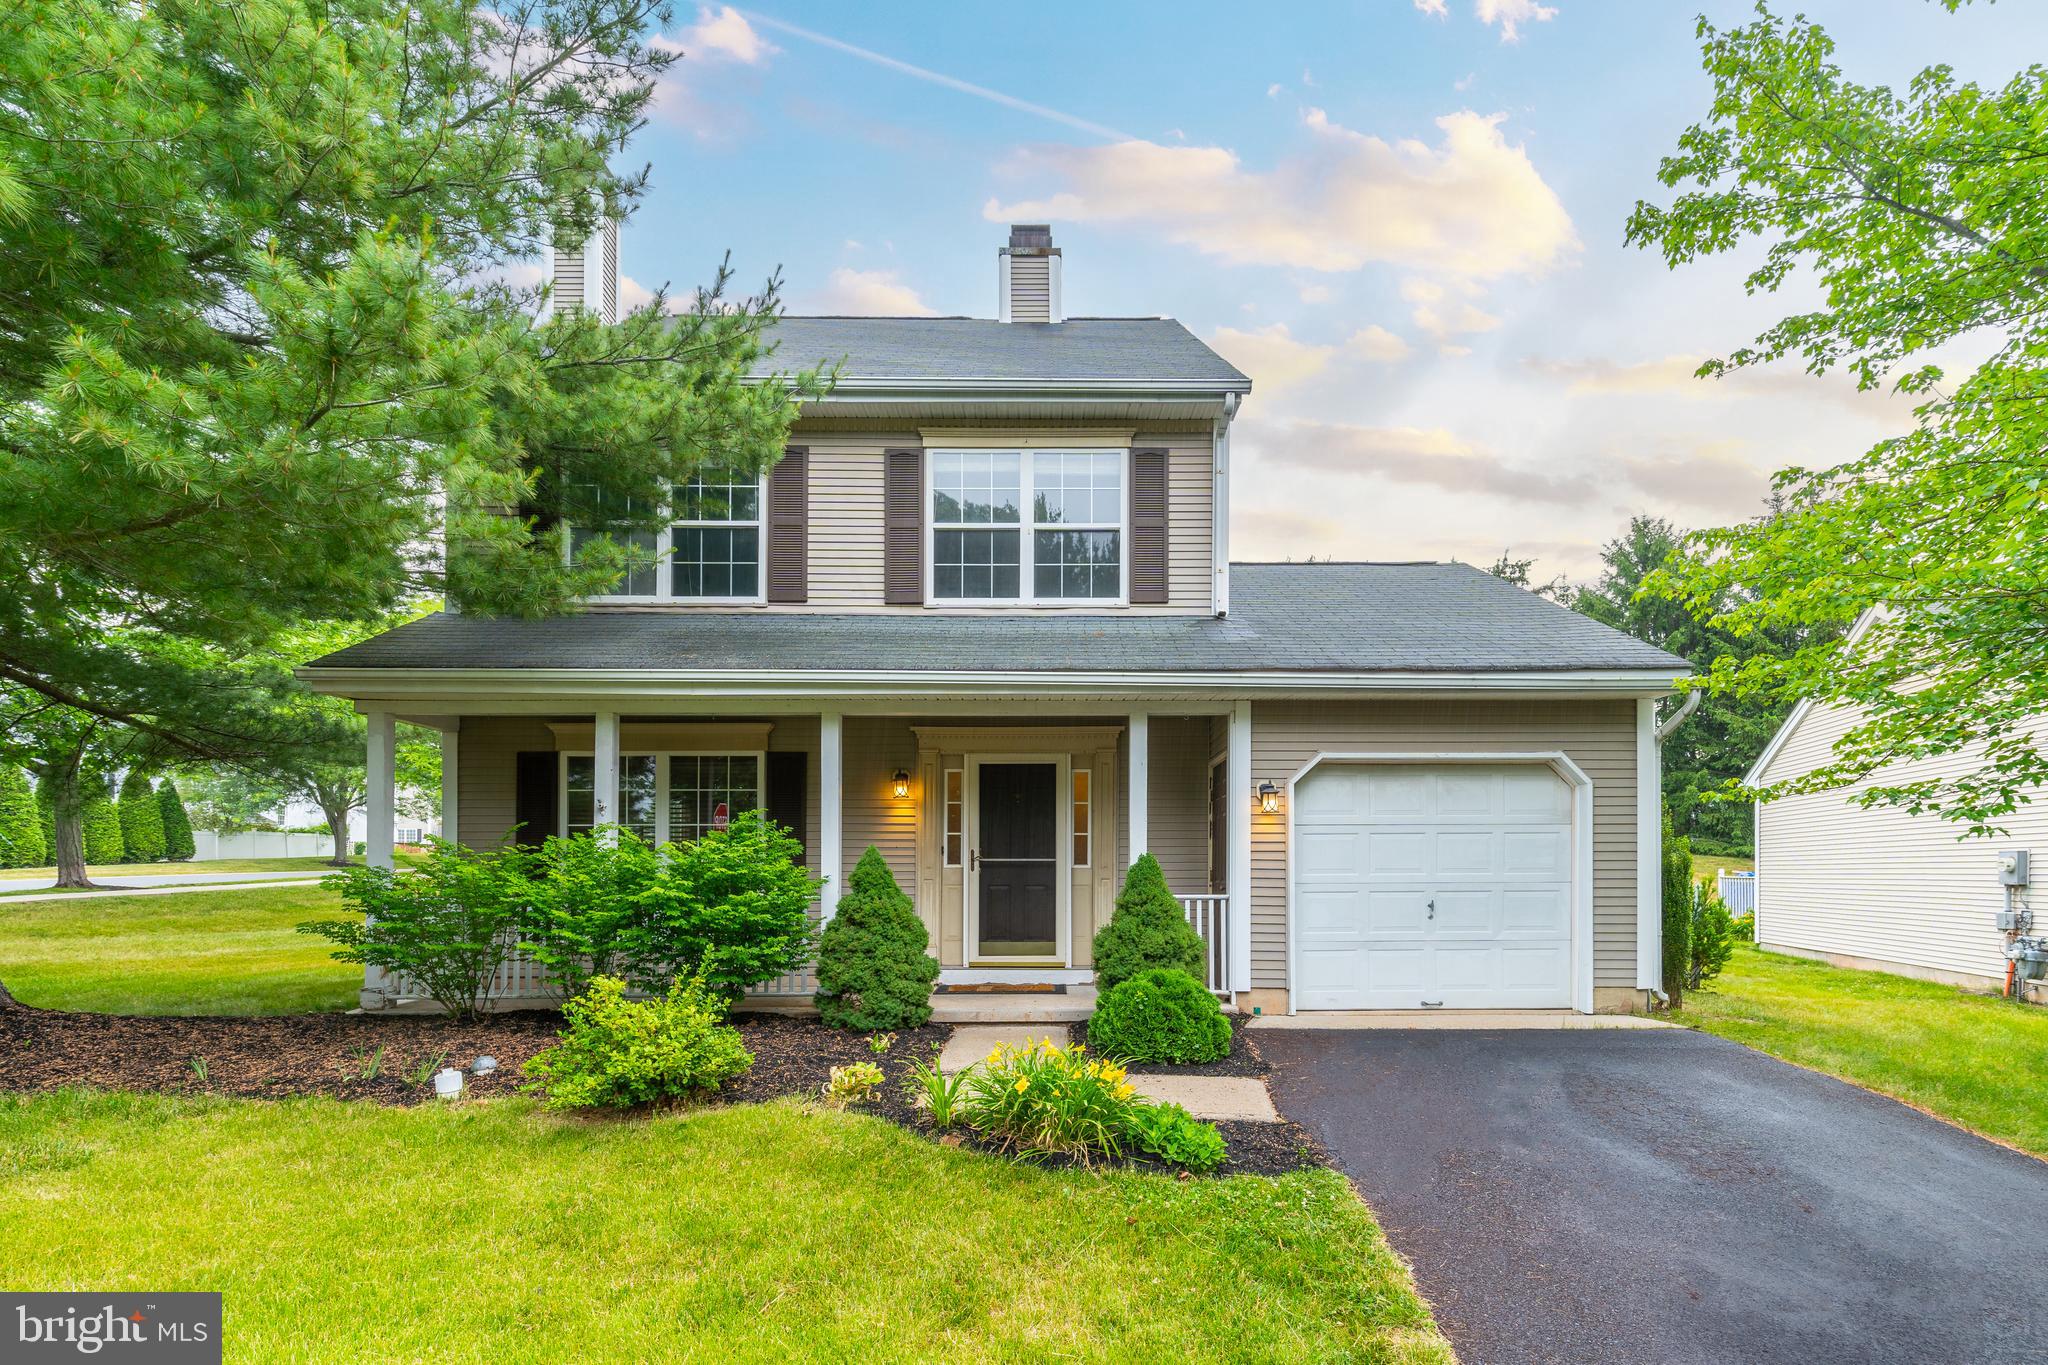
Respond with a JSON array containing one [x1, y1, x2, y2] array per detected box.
[[1226, 701, 1253, 996], [593, 710, 620, 843], [1127, 710, 1150, 862], [819, 711, 843, 918], [439, 722, 459, 847], [366, 710, 397, 872], [1637, 697, 1663, 995]]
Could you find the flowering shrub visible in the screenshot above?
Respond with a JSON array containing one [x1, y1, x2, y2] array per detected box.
[[960, 1038, 1143, 1164], [521, 975, 752, 1111]]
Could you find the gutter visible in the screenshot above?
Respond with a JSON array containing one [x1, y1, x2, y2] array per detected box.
[[1655, 689, 1701, 742]]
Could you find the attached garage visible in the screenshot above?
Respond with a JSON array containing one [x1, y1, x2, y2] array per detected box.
[[1291, 758, 1591, 1011]]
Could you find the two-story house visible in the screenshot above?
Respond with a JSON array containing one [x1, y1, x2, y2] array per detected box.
[[303, 225, 1688, 1017]]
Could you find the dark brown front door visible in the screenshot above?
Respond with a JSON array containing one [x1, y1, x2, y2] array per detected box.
[[976, 762, 1058, 958]]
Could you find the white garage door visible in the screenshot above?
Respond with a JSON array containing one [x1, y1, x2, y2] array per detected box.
[[1295, 763, 1575, 1010]]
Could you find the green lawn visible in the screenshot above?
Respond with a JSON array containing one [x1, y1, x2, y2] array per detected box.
[[0, 1092, 1446, 1364], [1690, 852, 1753, 883], [0, 855, 359, 880], [0, 884, 360, 1015], [1676, 943, 2048, 1156]]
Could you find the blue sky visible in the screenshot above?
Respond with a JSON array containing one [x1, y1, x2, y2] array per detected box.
[[613, 1, 2047, 578]]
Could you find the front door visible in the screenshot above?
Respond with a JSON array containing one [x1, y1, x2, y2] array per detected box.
[[971, 761, 1061, 960]]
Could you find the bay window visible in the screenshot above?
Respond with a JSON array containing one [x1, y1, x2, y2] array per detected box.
[[929, 449, 1125, 603]]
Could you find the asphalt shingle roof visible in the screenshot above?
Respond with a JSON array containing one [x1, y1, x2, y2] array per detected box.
[[750, 316, 1250, 386], [309, 563, 1689, 676]]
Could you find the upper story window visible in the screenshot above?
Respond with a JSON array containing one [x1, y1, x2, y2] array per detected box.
[[572, 468, 765, 602], [929, 449, 1124, 604]]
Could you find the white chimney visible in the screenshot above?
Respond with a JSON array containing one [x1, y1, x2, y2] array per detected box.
[[999, 224, 1062, 324], [552, 216, 620, 322]]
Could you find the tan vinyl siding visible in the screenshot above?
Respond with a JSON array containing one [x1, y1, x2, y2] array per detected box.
[[1754, 699, 2040, 985], [456, 716, 557, 851], [842, 716, 918, 897], [1166, 440, 1213, 610], [1147, 715, 1214, 896], [1248, 700, 1640, 992]]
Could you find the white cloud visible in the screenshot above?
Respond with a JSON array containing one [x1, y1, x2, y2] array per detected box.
[[1266, 82, 1284, 99], [1347, 325, 1412, 363], [671, 5, 775, 64], [1298, 283, 1332, 304], [1261, 419, 1598, 504], [1476, 0, 1558, 43], [1614, 443, 1769, 517], [809, 267, 937, 316], [1209, 324, 1334, 392], [1414, 0, 1450, 17], [619, 275, 656, 313], [984, 108, 1576, 281], [1402, 277, 1500, 345]]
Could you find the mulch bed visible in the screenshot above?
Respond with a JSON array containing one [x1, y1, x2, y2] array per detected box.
[[0, 987, 1318, 1177]]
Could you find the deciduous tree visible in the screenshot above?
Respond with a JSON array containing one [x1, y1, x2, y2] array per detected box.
[[1628, 2, 2048, 834]]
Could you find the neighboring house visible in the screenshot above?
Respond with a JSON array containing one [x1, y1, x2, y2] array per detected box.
[[302, 225, 1689, 1017], [1750, 610, 2042, 998]]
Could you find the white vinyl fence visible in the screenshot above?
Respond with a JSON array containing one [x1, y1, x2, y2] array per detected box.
[[192, 830, 339, 860], [1717, 871, 1757, 916]]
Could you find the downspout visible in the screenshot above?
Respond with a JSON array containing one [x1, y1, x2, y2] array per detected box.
[[1647, 688, 1702, 1007], [1213, 392, 1238, 618]]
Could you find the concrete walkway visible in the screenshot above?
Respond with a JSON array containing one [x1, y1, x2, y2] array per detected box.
[[0, 877, 325, 905], [939, 1024, 1279, 1121], [0, 868, 330, 894]]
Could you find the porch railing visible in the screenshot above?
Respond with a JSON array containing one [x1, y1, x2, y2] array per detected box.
[[1179, 894, 1230, 998]]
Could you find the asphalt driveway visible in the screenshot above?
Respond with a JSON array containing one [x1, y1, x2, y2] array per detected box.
[[1260, 1028, 2048, 1365]]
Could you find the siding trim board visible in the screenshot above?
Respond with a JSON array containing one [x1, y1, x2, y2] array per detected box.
[[1280, 750, 1597, 1016]]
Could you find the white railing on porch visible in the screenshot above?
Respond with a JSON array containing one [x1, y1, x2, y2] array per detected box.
[[1179, 894, 1230, 998]]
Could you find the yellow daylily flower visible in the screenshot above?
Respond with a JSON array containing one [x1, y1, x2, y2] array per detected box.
[[1014, 1077, 1030, 1093]]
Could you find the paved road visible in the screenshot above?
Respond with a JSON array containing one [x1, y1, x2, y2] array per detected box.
[[1260, 1028, 2048, 1365], [0, 870, 326, 893]]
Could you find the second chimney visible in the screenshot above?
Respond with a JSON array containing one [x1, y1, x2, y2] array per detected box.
[[999, 224, 1062, 324]]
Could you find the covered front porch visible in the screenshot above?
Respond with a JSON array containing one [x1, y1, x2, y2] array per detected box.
[[357, 701, 1254, 1012]]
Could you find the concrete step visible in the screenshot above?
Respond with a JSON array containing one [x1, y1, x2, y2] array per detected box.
[[929, 991, 1093, 1024]]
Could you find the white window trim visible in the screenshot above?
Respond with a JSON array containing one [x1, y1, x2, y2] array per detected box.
[[925, 448, 1129, 608], [570, 472, 769, 606], [559, 750, 768, 841]]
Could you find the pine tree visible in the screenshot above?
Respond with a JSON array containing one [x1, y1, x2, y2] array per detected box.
[[814, 848, 940, 1030], [0, 765, 44, 868], [1091, 854, 1208, 991], [82, 781, 124, 865], [156, 777, 196, 862], [117, 771, 167, 862]]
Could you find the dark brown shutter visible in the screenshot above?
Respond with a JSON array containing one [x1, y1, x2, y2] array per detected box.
[[765, 750, 808, 866], [1130, 447, 1169, 604], [513, 751, 558, 849], [884, 447, 924, 605], [766, 446, 808, 603]]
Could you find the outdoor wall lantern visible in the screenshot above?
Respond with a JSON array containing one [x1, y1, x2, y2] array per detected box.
[[1257, 781, 1282, 815], [892, 769, 912, 800]]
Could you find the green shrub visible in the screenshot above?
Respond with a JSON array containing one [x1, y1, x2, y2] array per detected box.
[[1122, 1102, 1227, 1174], [301, 841, 535, 1020], [626, 812, 821, 1004], [815, 847, 939, 1030], [1088, 968, 1232, 1064], [961, 1038, 1143, 1164], [117, 771, 166, 862], [0, 765, 44, 869], [1688, 880, 1736, 990], [1660, 815, 1693, 1008], [521, 975, 752, 1111], [81, 785, 124, 865], [155, 777, 195, 861], [1732, 910, 1756, 942], [520, 829, 666, 1001], [1091, 855, 1206, 991]]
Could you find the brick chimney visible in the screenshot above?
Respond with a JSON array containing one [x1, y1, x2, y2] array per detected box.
[[999, 224, 1062, 323]]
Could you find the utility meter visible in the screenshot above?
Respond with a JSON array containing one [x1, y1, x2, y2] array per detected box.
[[2000, 850, 2031, 887]]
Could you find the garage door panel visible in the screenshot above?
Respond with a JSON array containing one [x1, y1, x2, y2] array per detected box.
[[1431, 889, 1498, 935], [1502, 830, 1569, 878], [1293, 762, 1576, 1011]]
